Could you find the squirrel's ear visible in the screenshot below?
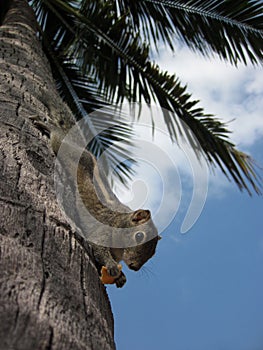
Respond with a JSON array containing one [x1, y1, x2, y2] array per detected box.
[[158, 235, 162, 240], [131, 209, 151, 224]]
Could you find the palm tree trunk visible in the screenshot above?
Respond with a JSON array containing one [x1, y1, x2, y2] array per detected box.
[[0, 1, 116, 349]]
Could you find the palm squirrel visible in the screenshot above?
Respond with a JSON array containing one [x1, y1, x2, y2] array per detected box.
[[31, 117, 160, 288]]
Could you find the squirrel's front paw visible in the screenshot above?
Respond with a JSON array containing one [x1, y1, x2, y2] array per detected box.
[[115, 272, 126, 288], [106, 263, 121, 278], [100, 264, 122, 285]]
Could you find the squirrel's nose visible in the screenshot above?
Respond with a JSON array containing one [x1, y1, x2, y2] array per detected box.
[[128, 262, 140, 271]]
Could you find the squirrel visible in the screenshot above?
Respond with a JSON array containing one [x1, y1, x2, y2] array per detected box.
[[30, 115, 160, 288]]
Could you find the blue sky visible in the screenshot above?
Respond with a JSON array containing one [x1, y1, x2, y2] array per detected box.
[[107, 44, 263, 350], [109, 189, 263, 350]]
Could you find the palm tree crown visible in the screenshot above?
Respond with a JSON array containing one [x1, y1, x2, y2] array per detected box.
[[30, 0, 263, 194]]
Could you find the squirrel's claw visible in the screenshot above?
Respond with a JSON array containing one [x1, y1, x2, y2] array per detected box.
[[107, 264, 121, 278], [115, 272, 126, 288]]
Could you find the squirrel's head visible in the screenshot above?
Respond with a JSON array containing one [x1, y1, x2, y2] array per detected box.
[[119, 209, 160, 271]]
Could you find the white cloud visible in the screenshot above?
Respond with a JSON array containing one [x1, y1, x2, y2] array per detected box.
[[157, 45, 263, 147]]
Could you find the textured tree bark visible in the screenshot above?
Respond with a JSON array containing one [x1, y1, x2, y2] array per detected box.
[[0, 1, 116, 349]]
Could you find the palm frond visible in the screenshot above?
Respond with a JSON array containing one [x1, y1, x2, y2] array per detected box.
[[115, 0, 263, 65], [30, 0, 262, 194]]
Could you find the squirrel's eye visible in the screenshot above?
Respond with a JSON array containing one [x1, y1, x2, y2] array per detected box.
[[134, 231, 146, 244]]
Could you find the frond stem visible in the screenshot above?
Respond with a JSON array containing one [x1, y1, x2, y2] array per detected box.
[[142, 0, 263, 35]]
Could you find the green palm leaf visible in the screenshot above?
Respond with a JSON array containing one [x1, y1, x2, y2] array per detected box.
[[30, 0, 262, 194], [144, 0, 263, 65], [116, 0, 263, 65]]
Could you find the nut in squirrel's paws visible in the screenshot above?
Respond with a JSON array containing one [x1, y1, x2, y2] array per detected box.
[[100, 264, 122, 284]]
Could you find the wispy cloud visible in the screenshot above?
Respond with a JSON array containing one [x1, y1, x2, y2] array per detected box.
[[157, 45, 263, 147]]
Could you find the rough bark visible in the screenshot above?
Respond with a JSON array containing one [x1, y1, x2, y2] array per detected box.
[[0, 1, 116, 349]]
